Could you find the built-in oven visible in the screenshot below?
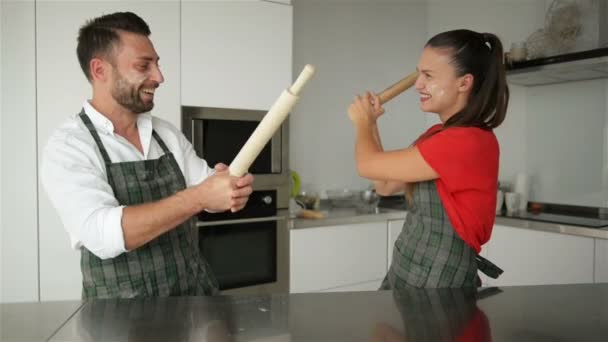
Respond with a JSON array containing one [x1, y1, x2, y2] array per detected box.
[[182, 106, 290, 294], [197, 191, 289, 295]]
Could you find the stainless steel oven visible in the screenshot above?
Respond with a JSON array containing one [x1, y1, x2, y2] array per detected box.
[[182, 106, 290, 294], [196, 191, 289, 295]]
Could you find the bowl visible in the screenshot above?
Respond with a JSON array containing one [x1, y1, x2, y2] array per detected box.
[[326, 189, 358, 208]]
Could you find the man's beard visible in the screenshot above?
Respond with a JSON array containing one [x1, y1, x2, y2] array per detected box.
[[111, 71, 154, 114]]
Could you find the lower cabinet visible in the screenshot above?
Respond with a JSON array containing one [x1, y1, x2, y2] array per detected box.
[[290, 222, 387, 293], [482, 224, 595, 287], [290, 219, 603, 293], [594, 239, 608, 283]]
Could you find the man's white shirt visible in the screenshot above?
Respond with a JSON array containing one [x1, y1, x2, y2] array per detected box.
[[41, 101, 213, 259]]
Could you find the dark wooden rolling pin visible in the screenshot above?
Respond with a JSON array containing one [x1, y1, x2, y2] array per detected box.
[[377, 71, 418, 104]]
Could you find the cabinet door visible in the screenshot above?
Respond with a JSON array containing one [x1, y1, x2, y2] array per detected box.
[[36, 1, 181, 301], [595, 239, 608, 283], [387, 219, 405, 271], [1, 0, 39, 303], [290, 222, 387, 293], [485, 225, 594, 287], [181, 1, 292, 110]]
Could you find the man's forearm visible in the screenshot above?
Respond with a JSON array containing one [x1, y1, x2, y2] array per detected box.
[[121, 187, 202, 251]]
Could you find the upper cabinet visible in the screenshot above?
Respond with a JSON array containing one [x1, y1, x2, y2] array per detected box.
[[181, 1, 293, 110]]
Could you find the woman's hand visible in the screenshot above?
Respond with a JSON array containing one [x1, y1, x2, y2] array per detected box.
[[348, 91, 385, 125]]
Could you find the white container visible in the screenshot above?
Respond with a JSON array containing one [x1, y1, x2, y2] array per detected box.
[[496, 190, 504, 214], [513, 172, 530, 212], [505, 192, 521, 215], [509, 42, 527, 62]]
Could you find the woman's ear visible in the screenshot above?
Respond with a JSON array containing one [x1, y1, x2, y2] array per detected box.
[[458, 73, 474, 93]]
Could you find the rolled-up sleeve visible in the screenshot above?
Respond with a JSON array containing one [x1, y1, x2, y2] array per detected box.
[[40, 132, 126, 259]]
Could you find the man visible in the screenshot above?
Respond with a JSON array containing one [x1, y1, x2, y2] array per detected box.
[[41, 11, 254, 298]]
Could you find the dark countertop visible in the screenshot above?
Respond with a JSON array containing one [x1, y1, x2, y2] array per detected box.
[[2, 283, 607, 341]]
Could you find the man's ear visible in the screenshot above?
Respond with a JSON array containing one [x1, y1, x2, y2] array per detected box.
[[89, 57, 110, 83], [458, 73, 474, 93]]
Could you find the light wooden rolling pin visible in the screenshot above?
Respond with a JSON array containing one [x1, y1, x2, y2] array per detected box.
[[377, 71, 418, 104], [229, 64, 316, 177]]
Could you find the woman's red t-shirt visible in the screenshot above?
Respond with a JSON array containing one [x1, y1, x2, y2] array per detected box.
[[416, 124, 499, 253]]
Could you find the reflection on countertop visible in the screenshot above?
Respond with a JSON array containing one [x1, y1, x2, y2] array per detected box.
[[3, 284, 608, 342]]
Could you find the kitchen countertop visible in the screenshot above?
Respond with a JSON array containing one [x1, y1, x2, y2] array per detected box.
[[289, 205, 608, 240], [495, 215, 608, 240], [2, 283, 607, 341], [289, 206, 407, 229]]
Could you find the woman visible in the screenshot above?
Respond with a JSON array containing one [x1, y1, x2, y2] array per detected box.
[[348, 29, 507, 288]]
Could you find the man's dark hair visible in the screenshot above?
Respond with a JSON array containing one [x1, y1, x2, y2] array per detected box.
[[76, 12, 150, 81]]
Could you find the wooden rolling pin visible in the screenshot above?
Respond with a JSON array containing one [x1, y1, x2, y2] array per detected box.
[[297, 209, 325, 220], [229, 65, 316, 177], [377, 71, 418, 104]]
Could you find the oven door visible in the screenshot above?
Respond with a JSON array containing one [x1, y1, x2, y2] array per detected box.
[[197, 192, 289, 295]]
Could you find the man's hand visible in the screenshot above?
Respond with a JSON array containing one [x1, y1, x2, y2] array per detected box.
[[215, 163, 254, 212], [191, 163, 254, 213]]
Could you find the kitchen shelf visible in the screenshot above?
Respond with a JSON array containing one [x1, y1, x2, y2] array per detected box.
[[506, 47, 608, 86]]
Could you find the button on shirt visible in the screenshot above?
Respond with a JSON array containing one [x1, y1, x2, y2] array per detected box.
[[41, 101, 213, 259]]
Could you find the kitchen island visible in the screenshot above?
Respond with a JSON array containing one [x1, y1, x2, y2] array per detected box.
[[2, 283, 607, 341]]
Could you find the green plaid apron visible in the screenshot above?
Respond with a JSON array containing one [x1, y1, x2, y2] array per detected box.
[[381, 180, 479, 289], [79, 111, 218, 298]]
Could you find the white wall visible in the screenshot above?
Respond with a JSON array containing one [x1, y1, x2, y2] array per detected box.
[[292, 0, 608, 208], [428, 0, 608, 208], [0, 0, 4, 304], [426, 0, 545, 183], [291, 0, 549, 195], [526, 80, 607, 206], [291, 0, 428, 195], [0, 0, 39, 303]]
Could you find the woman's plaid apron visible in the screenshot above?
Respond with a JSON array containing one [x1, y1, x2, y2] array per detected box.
[[381, 180, 480, 289], [79, 112, 218, 298]]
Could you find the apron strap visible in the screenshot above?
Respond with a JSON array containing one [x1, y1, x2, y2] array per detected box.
[[79, 111, 173, 162], [151, 130, 171, 154], [476, 254, 503, 279], [78, 110, 113, 166]]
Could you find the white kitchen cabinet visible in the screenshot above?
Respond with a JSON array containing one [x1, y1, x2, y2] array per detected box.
[[181, 1, 292, 110], [35, 1, 181, 301], [594, 239, 608, 283], [1, 0, 39, 303], [387, 219, 405, 271], [484, 224, 594, 287], [290, 222, 387, 293]]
